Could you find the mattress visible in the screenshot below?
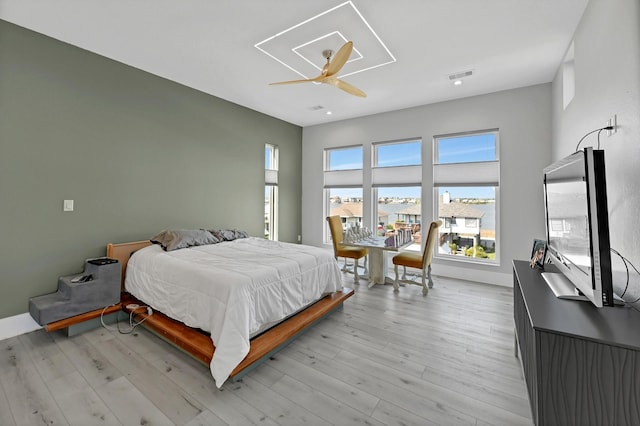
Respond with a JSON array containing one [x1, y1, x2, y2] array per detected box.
[[124, 237, 343, 387]]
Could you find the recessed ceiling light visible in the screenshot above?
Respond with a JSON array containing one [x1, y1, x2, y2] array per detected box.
[[326, 111, 333, 115], [453, 80, 463, 86]]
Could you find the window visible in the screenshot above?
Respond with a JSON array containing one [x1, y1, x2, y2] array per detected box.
[[327, 187, 364, 234], [265, 144, 278, 240], [326, 146, 363, 170], [434, 131, 499, 263], [324, 146, 363, 243], [372, 139, 422, 251], [374, 140, 421, 167], [562, 42, 575, 110]]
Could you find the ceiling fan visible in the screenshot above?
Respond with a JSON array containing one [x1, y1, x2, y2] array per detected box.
[[270, 41, 367, 98]]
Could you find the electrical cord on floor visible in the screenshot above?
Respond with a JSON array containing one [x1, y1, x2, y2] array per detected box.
[[100, 303, 153, 334]]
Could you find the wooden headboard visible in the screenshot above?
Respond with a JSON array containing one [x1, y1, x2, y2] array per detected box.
[[106, 240, 152, 290]]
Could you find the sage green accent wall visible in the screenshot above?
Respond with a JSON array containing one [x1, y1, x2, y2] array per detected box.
[[0, 20, 302, 319]]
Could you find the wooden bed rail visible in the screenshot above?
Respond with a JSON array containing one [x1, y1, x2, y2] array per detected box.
[[105, 240, 354, 384], [121, 288, 354, 380]]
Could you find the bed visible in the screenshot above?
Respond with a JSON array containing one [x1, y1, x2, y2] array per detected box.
[[106, 234, 352, 388]]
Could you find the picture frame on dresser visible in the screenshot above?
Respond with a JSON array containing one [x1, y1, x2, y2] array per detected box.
[[529, 239, 546, 269]]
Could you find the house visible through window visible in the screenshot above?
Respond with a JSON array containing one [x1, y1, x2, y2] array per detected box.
[[322, 134, 497, 263], [324, 146, 363, 243], [372, 139, 422, 251], [265, 144, 278, 240], [433, 130, 499, 263]]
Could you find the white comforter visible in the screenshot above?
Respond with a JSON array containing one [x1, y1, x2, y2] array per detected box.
[[124, 237, 343, 387]]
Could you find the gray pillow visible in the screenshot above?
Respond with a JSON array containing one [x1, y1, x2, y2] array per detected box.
[[208, 229, 249, 241], [150, 229, 217, 251]]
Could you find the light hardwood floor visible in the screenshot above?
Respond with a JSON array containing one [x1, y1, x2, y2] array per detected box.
[[0, 275, 533, 425]]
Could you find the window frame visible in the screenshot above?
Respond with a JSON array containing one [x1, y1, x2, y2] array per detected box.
[[265, 144, 279, 240], [433, 130, 500, 265], [371, 138, 423, 250], [371, 138, 422, 188], [324, 146, 364, 244]]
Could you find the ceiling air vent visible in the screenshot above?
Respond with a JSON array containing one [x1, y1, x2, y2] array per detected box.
[[309, 105, 325, 111], [448, 70, 473, 80]]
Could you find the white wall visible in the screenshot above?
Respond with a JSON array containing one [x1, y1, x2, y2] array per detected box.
[[551, 0, 640, 302], [302, 84, 552, 286]]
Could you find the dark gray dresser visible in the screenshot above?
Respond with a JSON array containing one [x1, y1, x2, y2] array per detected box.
[[513, 260, 640, 426]]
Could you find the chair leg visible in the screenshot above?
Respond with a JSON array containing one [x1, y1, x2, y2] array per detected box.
[[427, 264, 434, 289], [421, 272, 428, 296], [363, 255, 368, 274], [353, 258, 360, 284], [393, 265, 400, 293], [401, 266, 408, 280], [341, 257, 358, 274]]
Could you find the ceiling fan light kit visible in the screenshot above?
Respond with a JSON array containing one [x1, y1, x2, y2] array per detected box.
[[270, 41, 367, 98]]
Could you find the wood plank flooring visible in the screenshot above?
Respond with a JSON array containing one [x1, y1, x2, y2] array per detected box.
[[0, 275, 533, 425]]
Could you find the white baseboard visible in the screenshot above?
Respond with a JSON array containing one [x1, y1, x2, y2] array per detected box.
[[0, 313, 42, 341], [435, 264, 512, 287]]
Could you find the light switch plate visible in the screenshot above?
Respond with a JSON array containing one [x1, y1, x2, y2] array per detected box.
[[63, 200, 74, 211]]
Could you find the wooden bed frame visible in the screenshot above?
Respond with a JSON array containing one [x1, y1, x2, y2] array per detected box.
[[106, 241, 354, 381]]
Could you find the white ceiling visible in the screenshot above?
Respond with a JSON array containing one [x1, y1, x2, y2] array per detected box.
[[0, 0, 589, 127]]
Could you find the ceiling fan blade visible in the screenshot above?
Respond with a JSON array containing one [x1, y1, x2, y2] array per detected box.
[[269, 75, 323, 85], [333, 79, 367, 97], [326, 41, 353, 76], [270, 79, 310, 85], [270, 41, 365, 96]]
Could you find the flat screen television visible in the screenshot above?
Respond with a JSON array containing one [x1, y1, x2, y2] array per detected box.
[[542, 147, 614, 307]]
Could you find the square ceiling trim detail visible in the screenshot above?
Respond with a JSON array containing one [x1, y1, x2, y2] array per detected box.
[[255, 1, 395, 80]]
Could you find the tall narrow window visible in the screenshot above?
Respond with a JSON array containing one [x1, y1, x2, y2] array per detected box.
[[324, 146, 363, 243], [562, 41, 575, 110], [265, 144, 279, 240], [372, 139, 422, 251], [433, 130, 499, 264]]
